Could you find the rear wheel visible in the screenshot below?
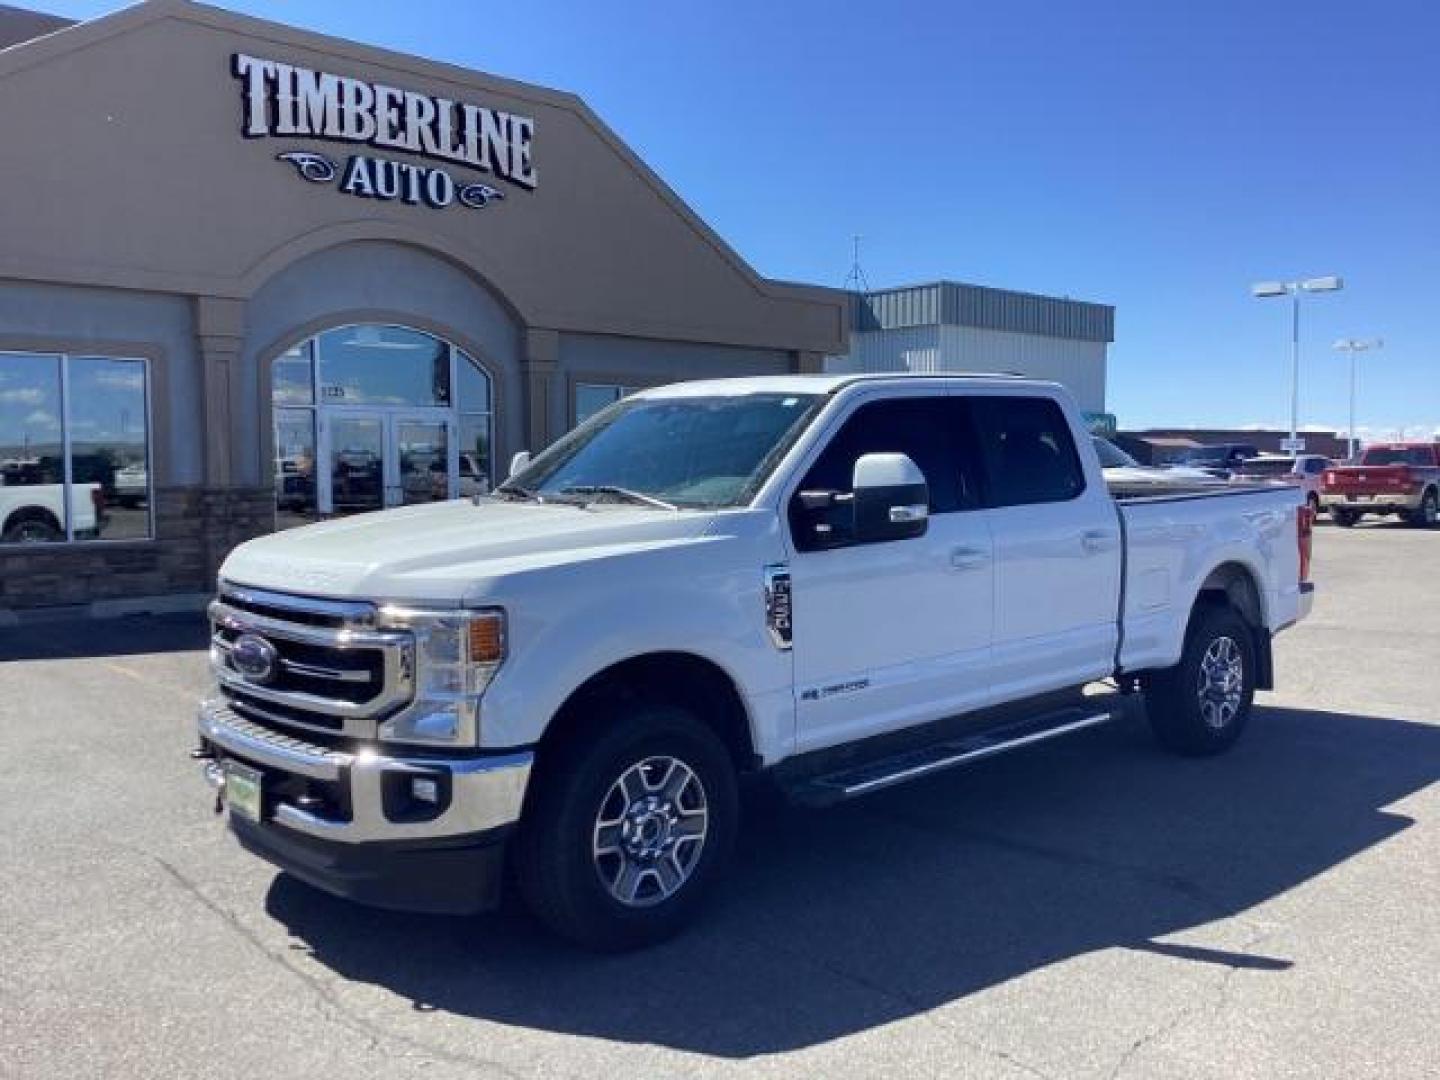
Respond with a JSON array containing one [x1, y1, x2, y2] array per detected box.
[[1331, 508, 1359, 527], [1408, 489, 1438, 528], [1306, 492, 1321, 516], [1143, 604, 1256, 756], [514, 703, 738, 950]]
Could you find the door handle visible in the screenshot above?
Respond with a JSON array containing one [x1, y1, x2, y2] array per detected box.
[[950, 546, 990, 571], [1081, 530, 1117, 554]]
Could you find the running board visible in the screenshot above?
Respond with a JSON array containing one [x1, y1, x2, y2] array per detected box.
[[790, 708, 1115, 805]]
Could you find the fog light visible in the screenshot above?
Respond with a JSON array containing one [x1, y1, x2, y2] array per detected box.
[[411, 777, 440, 804]]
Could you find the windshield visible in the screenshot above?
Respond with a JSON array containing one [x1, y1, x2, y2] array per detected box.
[[1092, 436, 1139, 468], [1361, 447, 1434, 466], [505, 392, 825, 509], [1236, 457, 1296, 475]]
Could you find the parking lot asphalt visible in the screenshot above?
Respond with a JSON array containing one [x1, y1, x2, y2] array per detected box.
[[2, 521, 1437, 1080]]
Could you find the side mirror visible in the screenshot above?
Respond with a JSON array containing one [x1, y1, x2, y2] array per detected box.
[[852, 452, 929, 543], [508, 450, 531, 479]]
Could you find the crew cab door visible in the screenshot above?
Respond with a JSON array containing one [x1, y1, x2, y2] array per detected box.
[[968, 393, 1122, 700], [784, 391, 995, 753]]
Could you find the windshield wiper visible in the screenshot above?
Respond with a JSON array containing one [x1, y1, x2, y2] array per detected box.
[[492, 484, 540, 502], [557, 485, 678, 510]]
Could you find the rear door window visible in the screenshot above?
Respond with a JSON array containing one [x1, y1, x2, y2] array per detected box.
[[971, 396, 1086, 507]]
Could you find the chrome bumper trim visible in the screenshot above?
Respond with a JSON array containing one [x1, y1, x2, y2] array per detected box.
[[198, 699, 533, 844], [1320, 493, 1423, 511]]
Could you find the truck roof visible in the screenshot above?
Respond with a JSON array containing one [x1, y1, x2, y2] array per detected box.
[[633, 372, 1049, 399]]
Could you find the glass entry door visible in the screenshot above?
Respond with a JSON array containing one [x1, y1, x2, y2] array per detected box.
[[319, 412, 455, 515], [393, 416, 451, 507]]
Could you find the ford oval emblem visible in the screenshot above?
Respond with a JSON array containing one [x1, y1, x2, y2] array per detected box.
[[231, 633, 279, 684]]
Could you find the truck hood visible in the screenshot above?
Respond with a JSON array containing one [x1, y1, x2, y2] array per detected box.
[[220, 498, 718, 603]]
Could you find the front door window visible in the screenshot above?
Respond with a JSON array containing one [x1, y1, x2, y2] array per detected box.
[[271, 324, 491, 526]]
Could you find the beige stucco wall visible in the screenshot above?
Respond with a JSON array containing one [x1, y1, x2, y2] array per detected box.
[[0, 0, 846, 356]]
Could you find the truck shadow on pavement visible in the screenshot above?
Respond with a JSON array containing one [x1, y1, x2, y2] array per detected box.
[[265, 703, 1439, 1058]]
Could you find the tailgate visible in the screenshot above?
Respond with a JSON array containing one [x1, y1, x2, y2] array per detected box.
[[1323, 465, 1411, 495]]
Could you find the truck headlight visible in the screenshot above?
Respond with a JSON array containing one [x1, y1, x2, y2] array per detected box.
[[377, 607, 506, 746]]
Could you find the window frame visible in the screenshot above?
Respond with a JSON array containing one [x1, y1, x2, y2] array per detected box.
[[0, 350, 154, 547]]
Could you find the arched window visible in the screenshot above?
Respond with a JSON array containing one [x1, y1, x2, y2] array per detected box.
[[271, 324, 492, 527]]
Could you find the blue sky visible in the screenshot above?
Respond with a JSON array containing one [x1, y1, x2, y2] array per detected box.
[[46, 0, 1440, 437]]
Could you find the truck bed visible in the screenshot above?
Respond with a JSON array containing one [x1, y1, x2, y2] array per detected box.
[[1114, 480, 1305, 676]]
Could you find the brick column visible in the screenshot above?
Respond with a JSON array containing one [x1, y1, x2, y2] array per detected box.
[[193, 297, 265, 582]]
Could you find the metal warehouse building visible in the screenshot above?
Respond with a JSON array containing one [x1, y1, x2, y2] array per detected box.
[[0, 0, 847, 614], [828, 282, 1115, 418]]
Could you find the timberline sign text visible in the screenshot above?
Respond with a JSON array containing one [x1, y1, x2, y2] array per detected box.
[[232, 53, 536, 211]]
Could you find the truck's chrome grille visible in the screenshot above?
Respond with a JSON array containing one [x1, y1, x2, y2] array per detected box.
[[209, 586, 415, 740]]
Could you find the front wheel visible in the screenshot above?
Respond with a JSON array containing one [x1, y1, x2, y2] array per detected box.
[[1142, 604, 1256, 756], [514, 703, 738, 950]]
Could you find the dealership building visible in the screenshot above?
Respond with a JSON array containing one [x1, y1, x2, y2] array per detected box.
[[828, 282, 1114, 419], [0, 1, 1117, 617], [0, 0, 849, 612]]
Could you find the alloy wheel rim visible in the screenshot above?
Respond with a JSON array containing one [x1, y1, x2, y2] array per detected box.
[[1196, 635, 1244, 730], [592, 755, 708, 907]]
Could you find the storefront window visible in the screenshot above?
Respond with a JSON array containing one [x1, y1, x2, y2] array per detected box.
[[274, 408, 318, 531], [272, 325, 492, 526], [272, 342, 314, 405], [316, 324, 451, 407], [576, 382, 638, 426], [0, 351, 151, 544]]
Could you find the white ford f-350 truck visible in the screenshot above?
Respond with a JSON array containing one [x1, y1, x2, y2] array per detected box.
[[197, 374, 1314, 948]]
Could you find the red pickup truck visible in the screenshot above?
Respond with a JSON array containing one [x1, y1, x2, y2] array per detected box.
[[1320, 443, 1440, 527]]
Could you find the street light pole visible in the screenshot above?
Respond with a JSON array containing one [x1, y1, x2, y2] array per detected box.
[[1332, 337, 1383, 460], [1251, 275, 1343, 448], [1290, 290, 1300, 444]]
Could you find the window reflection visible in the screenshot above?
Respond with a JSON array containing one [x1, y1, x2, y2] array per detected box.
[[69, 357, 149, 540], [274, 408, 317, 530], [272, 343, 313, 405], [0, 353, 65, 543], [270, 326, 494, 525], [1, 352, 151, 544], [456, 349, 490, 412], [317, 325, 451, 407], [459, 414, 491, 498]]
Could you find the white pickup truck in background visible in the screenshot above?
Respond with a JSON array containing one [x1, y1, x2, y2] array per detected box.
[[197, 374, 1314, 949], [0, 476, 99, 542]]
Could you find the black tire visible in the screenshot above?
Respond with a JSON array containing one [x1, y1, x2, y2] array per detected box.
[[1331, 508, 1359, 527], [1306, 492, 1321, 517], [1142, 603, 1256, 757], [2, 510, 63, 543], [514, 703, 738, 951], [1408, 488, 1438, 528]]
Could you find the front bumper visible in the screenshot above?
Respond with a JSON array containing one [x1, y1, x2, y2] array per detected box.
[[197, 699, 533, 913], [1320, 491, 1423, 513]]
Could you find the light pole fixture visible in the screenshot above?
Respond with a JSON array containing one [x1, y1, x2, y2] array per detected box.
[[1332, 337, 1383, 460], [1251, 275, 1344, 446]]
